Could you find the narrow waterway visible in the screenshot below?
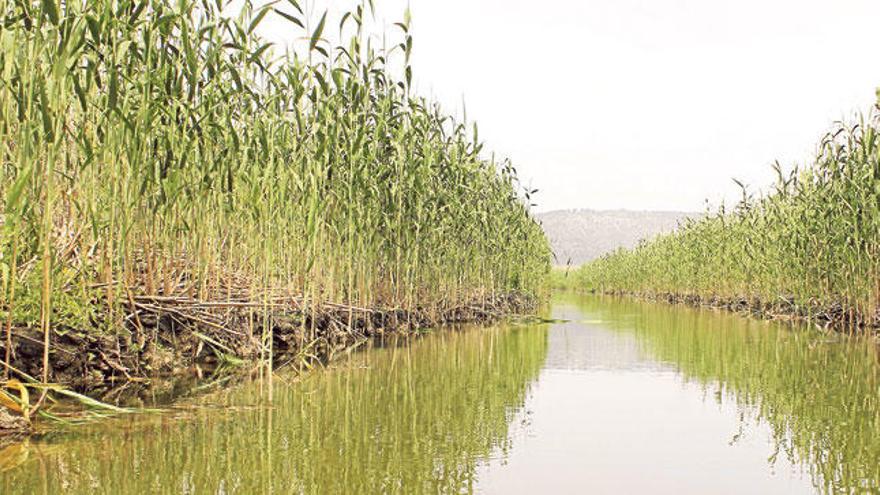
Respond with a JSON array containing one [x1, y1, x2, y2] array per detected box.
[[1, 294, 878, 493]]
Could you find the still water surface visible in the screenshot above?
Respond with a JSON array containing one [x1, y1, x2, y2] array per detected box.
[[2, 294, 878, 493]]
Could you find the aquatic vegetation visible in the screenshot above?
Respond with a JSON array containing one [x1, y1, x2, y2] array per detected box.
[[0, 0, 551, 390], [574, 110, 880, 328]]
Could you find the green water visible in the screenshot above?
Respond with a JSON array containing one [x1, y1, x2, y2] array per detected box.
[[2, 294, 879, 494]]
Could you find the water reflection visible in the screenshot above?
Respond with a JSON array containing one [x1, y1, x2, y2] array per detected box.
[[0, 325, 547, 494], [478, 295, 878, 494], [2, 294, 878, 494]]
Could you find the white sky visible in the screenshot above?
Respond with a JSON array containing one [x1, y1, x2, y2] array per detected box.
[[257, 0, 880, 212]]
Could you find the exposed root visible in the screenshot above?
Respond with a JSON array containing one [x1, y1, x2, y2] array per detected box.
[[0, 289, 537, 395]]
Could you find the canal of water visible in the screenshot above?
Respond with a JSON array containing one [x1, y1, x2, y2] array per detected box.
[[2, 294, 878, 493]]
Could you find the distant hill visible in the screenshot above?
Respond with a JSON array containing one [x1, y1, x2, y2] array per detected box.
[[535, 209, 698, 266]]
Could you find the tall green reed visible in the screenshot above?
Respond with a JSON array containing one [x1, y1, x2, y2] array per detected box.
[[575, 110, 880, 327], [0, 0, 551, 380]]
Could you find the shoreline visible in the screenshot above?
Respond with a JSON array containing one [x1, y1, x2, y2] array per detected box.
[[579, 289, 879, 334], [0, 290, 537, 435]]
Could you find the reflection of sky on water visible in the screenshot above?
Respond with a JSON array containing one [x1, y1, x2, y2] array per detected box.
[[476, 299, 814, 495]]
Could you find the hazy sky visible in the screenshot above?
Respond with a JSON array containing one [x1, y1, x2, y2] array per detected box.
[[259, 0, 880, 212]]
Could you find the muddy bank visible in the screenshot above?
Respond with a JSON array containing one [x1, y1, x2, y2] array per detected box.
[[1, 291, 537, 395], [586, 290, 879, 334]]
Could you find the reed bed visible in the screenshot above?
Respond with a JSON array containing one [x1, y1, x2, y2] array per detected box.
[[0, 0, 551, 403], [574, 110, 880, 330]]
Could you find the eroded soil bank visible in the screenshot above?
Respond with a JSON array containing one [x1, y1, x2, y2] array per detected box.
[[588, 289, 880, 334], [0, 291, 538, 434]]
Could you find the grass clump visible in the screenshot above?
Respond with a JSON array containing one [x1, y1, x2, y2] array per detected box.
[[575, 107, 880, 329], [0, 0, 551, 387]]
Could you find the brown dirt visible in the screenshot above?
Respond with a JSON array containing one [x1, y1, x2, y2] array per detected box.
[[1, 291, 537, 392], [589, 289, 879, 334], [0, 409, 29, 435]]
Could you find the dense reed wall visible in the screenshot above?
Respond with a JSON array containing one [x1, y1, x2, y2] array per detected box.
[[575, 110, 880, 328], [0, 0, 551, 384]]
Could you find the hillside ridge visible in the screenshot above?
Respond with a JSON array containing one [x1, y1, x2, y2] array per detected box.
[[536, 209, 697, 266]]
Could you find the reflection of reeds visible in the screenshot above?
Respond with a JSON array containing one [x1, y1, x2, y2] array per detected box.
[[0, 440, 32, 473], [1, 324, 548, 493], [575, 112, 880, 330], [571, 294, 880, 493], [0, 0, 551, 410], [0, 375, 137, 434]]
